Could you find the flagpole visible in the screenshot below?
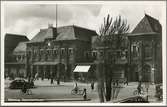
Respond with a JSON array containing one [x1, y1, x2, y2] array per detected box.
[[56, 4, 58, 36]]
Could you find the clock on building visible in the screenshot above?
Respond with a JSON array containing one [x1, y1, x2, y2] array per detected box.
[[47, 42, 51, 47]]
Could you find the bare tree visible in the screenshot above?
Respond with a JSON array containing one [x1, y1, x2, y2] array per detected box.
[[94, 14, 129, 102]]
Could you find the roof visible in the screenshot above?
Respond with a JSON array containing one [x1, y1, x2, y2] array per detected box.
[[132, 14, 162, 34], [5, 33, 29, 61], [5, 33, 29, 49], [29, 25, 97, 43], [13, 41, 28, 54]]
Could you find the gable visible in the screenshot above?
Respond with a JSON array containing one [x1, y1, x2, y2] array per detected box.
[[132, 14, 162, 34]]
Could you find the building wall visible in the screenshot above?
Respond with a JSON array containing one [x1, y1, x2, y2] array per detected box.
[[128, 35, 162, 83], [26, 39, 92, 81]]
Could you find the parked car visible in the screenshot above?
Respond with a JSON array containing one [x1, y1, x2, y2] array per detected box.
[[9, 79, 35, 89], [116, 96, 149, 103]]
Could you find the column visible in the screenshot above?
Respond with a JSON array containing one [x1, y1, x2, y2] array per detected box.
[[128, 39, 131, 81], [151, 40, 155, 84], [43, 65, 47, 79], [36, 65, 40, 80], [50, 65, 54, 84], [140, 40, 144, 82], [64, 64, 67, 81], [30, 65, 33, 82], [16, 65, 20, 78]]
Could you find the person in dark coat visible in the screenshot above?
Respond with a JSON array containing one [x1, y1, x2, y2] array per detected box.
[[137, 81, 142, 94], [91, 81, 94, 90], [83, 88, 87, 100]]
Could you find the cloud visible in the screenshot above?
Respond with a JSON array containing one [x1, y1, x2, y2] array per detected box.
[[94, 1, 165, 33], [4, 4, 102, 39], [4, 1, 165, 39]]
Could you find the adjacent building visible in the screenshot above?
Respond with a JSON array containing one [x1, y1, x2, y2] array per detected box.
[[127, 14, 162, 83], [5, 34, 29, 79]]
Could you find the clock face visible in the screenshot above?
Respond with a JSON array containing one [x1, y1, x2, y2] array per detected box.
[[48, 42, 51, 46]]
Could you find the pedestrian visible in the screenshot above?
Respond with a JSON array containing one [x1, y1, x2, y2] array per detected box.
[[83, 88, 87, 100], [112, 81, 116, 99], [137, 82, 142, 95], [91, 81, 94, 90], [50, 76, 54, 84], [34, 72, 38, 81], [50, 72, 54, 84], [116, 80, 119, 86], [124, 78, 128, 85], [74, 82, 78, 93]]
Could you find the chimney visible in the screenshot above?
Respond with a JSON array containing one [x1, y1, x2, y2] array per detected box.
[[48, 23, 53, 28]]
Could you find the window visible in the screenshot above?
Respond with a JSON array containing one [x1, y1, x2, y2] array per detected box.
[[100, 51, 104, 57], [46, 49, 50, 54], [40, 49, 43, 55], [145, 46, 152, 58], [85, 52, 89, 58], [61, 48, 65, 55], [132, 45, 138, 57], [68, 48, 73, 55], [92, 51, 97, 58], [117, 51, 121, 58]]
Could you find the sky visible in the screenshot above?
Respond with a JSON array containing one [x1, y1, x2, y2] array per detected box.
[[3, 1, 166, 40]]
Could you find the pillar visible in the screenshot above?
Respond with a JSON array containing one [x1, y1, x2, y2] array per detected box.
[[64, 64, 68, 81], [36, 65, 40, 80], [128, 39, 131, 81], [140, 40, 144, 82], [51, 65, 54, 76], [29, 65, 33, 82], [151, 40, 155, 84], [50, 65, 54, 84], [43, 65, 47, 79]]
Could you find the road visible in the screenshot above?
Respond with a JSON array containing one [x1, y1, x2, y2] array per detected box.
[[4, 79, 161, 103], [5, 79, 99, 103]]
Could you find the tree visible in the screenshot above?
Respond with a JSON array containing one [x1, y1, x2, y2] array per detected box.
[[94, 14, 129, 102]]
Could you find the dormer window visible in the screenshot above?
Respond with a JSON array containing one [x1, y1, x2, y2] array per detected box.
[[61, 48, 65, 55]]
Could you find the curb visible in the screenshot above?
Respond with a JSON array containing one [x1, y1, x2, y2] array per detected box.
[[6, 98, 91, 102]]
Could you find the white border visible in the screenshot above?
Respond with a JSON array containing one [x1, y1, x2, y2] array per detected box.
[[1, 1, 166, 106]]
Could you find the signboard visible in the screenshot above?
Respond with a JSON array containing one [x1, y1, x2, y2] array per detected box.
[[73, 65, 91, 72]]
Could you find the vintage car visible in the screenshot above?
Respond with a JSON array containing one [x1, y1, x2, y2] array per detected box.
[[9, 79, 35, 89]]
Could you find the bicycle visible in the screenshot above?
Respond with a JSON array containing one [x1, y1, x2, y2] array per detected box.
[[20, 88, 32, 95], [133, 87, 145, 95], [71, 87, 83, 95]]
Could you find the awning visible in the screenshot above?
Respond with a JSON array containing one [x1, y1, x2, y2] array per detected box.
[[33, 62, 59, 65], [73, 65, 91, 72]]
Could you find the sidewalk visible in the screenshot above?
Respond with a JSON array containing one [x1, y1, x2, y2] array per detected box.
[[6, 98, 91, 102]]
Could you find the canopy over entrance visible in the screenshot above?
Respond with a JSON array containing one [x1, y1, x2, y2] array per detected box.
[[73, 65, 91, 72]]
